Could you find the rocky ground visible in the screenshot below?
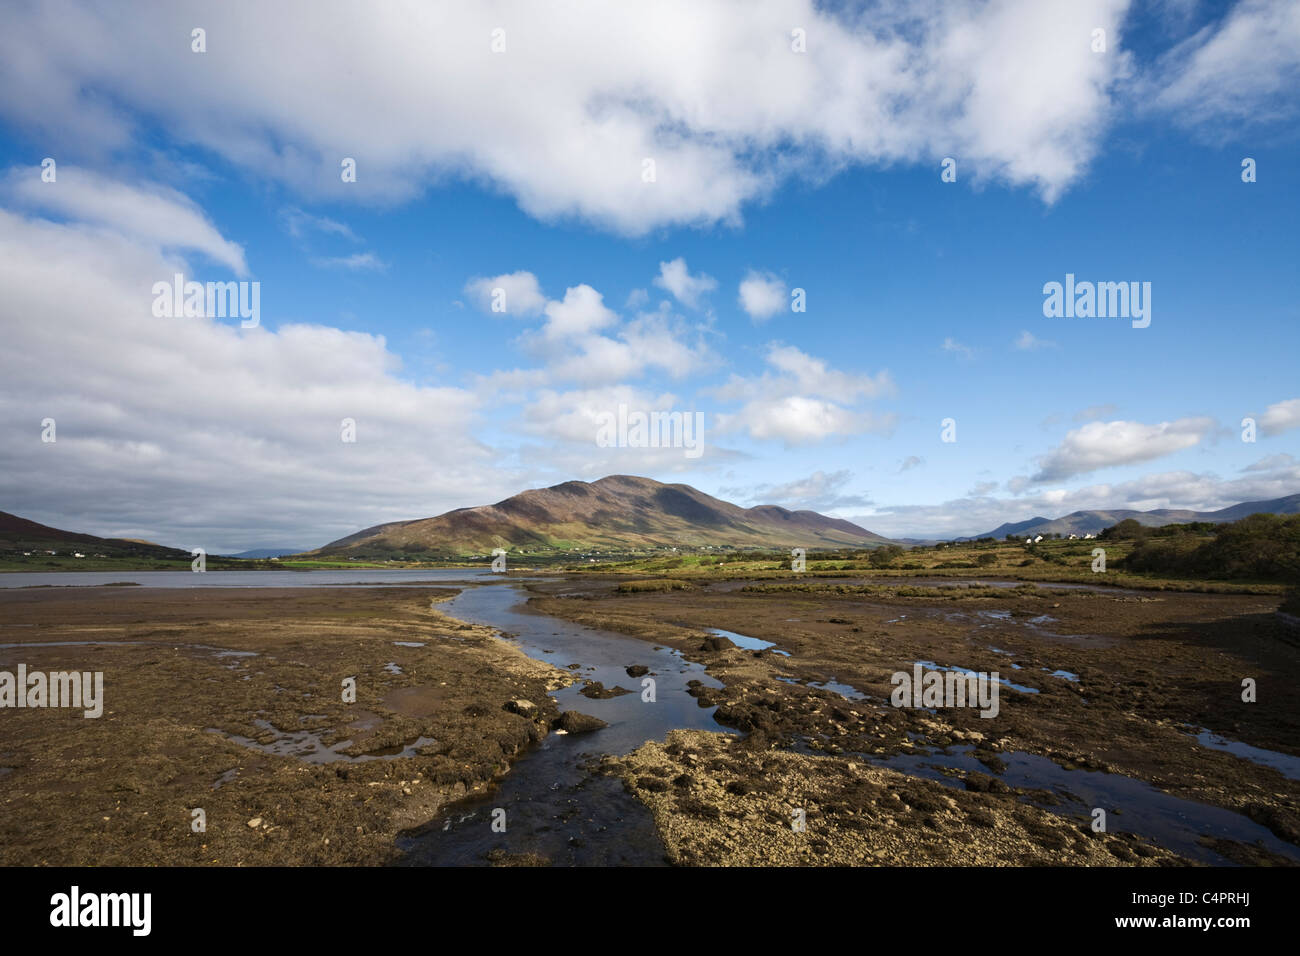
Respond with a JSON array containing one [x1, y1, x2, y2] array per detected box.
[[527, 575, 1300, 865], [0, 585, 572, 865]]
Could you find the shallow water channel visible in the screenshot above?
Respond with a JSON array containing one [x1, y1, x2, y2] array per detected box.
[[397, 582, 726, 865], [397, 581, 1297, 866]]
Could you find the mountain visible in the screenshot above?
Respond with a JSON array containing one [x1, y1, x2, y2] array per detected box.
[[225, 548, 306, 559], [310, 475, 891, 557], [0, 511, 190, 559], [968, 493, 1300, 541]]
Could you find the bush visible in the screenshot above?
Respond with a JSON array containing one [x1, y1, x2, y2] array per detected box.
[[868, 545, 904, 569], [1121, 513, 1300, 582], [976, 552, 998, 567]]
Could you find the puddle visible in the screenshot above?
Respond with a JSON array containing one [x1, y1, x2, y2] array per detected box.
[[914, 660, 1040, 694], [384, 662, 403, 675], [865, 744, 1300, 865], [1044, 668, 1080, 682], [212, 768, 238, 790], [1192, 729, 1300, 781], [392, 641, 426, 648], [777, 676, 871, 702], [208, 719, 434, 764], [707, 628, 791, 656]]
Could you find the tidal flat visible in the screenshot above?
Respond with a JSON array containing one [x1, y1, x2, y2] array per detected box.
[[1, 575, 1296, 866]]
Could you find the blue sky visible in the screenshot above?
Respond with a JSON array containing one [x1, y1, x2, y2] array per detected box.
[[0, 0, 1297, 550]]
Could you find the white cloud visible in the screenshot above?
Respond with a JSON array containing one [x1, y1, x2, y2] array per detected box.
[[464, 271, 547, 317], [852, 459, 1300, 540], [4, 164, 247, 274], [1014, 329, 1057, 350], [941, 337, 976, 359], [1243, 452, 1296, 472], [738, 270, 787, 321], [0, 1, 1135, 234], [719, 470, 871, 511], [718, 396, 894, 446], [654, 257, 717, 309], [1258, 397, 1300, 436], [1148, 0, 1300, 128], [281, 206, 359, 242], [711, 343, 895, 445], [541, 284, 618, 339], [1032, 417, 1216, 481], [0, 202, 508, 552]]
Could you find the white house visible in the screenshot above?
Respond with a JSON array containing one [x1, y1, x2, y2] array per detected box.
[[73, 552, 85, 558], [1068, 534, 1078, 540], [1033, 535, 1044, 544]]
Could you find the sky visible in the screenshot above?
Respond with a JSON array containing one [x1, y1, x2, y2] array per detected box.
[[0, 0, 1297, 552]]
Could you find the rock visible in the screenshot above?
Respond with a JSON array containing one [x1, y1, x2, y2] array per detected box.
[[626, 664, 650, 678], [554, 711, 608, 734], [579, 681, 633, 700], [247, 817, 262, 828], [700, 635, 732, 652], [504, 698, 538, 716]]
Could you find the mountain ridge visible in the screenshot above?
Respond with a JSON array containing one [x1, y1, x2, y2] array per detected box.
[[310, 474, 891, 556], [964, 493, 1300, 541]]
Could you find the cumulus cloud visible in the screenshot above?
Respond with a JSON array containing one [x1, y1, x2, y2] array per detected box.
[[1258, 397, 1300, 436], [464, 271, 547, 317], [737, 270, 787, 321], [654, 258, 717, 310], [0, 0, 1137, 234], [710, 343, 895, 445], [0, 200, 509, 552], [1031, 417, 1216, 481]]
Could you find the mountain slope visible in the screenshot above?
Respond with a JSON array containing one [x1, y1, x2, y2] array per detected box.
[[0, 511, 190, 559], [311, 475, 890, 556], [971, 493, 1300, 540]]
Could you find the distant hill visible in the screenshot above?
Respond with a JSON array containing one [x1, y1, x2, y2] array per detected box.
[[967, 493, 1300, 541], [0, 511, 191, 560], [309, 474, 891, 557], [224, 548, 306, 559]]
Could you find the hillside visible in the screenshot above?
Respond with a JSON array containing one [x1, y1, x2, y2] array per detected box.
[[310, 475, 890, 557], [0, 511, 191, 560], [970, 494, 1300, 541]]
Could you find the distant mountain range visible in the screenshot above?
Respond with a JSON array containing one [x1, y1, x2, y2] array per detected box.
[[6, 486, 1298, 562], [309, 474, 891, 557], [963, 493, 1300, 541]]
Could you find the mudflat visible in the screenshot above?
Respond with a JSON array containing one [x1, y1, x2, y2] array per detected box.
[[0, 586, 570, 865], [527, 576, 1300, 865]]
